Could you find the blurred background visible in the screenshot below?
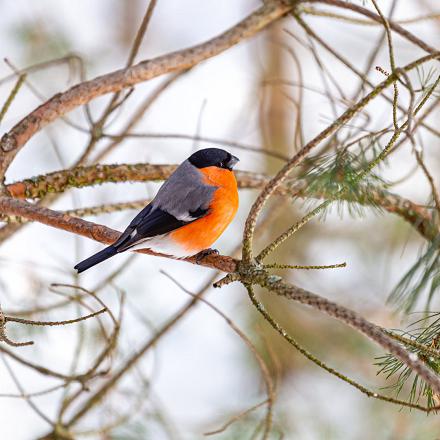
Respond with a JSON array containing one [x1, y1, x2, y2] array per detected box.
[[0, 0, 439, 438]]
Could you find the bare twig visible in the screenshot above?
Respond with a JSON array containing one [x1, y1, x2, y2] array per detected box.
[[4, 309, 106, 326], [0, 74, 26, 124]]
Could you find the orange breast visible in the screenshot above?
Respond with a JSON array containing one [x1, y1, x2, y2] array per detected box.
[[170, 167, 239, 253]]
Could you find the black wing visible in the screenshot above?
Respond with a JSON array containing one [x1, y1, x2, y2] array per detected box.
[[113, 204, 208, 252], [74, 204, 204, 273]]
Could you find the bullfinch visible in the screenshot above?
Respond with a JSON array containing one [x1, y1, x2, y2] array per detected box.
[[74, 148, 239, 273]]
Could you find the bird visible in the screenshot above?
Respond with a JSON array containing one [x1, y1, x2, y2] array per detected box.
[[74, 148, 239, 273]]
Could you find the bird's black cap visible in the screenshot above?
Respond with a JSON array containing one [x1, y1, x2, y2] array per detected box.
[[188, 148, 239, 171]]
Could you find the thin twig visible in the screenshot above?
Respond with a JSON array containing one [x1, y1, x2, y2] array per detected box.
[[4, 309, 106, 326], [0, 74, 26, 124]]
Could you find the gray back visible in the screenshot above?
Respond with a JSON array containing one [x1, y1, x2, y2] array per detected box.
[[152, 160, 216, 221]]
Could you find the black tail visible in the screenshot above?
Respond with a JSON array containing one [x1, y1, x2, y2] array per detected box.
[[74, 246, 118, 273]]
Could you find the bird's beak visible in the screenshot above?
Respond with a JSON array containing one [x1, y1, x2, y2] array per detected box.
[[227, 155, 239, 170]]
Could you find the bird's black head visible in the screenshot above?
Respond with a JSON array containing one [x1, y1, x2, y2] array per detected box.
[[188, 148, 239, 171]]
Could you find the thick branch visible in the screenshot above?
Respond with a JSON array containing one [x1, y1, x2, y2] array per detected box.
[[0, 197, 237, 273], [0, 0, 293, 177]]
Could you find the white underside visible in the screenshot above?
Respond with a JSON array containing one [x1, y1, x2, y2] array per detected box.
[[128, 234, 198, 258]]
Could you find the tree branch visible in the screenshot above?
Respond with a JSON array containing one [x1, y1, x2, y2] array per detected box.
[[241, 52, 439, 263], [5, 163, 438, 242], [1, 183, 439, 412], [238, 266, 440, 395], [0, 0, 294, 177], [0, 196, 238, 273]]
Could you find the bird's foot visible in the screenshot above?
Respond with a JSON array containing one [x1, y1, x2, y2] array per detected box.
[[195, 248, 219, 264]]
